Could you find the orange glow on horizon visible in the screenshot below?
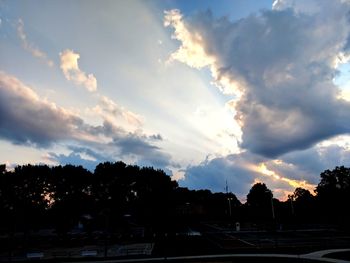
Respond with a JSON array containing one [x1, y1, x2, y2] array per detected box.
[[248, 162, 316, 201]]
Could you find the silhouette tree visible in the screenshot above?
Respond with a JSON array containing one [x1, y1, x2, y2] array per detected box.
[[132, 167, 178, 233], [91, 162, 179, 234], [293, 187, 313, 201], [2, 161, 350, 241], [0, 164, 6, 175], [246, 183, 272, 207], [291, 187, 316, 223], [49, 165, 93, 233], [0, 164, 12, 230], [246, 183, 274, 224], [316, 166, 350, 225], [316, 166, 350, 196], [10, 165, 52, 231]]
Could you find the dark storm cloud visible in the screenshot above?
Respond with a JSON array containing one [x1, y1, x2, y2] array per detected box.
[[166, 0, 350, 157]]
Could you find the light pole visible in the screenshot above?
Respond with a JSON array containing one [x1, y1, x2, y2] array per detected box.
[[227, 197, 233, 217], [225, 180, 233, 218], [270, 193, 275, 220], [288, 194, 294, 216], [265, 190, 275, 220]]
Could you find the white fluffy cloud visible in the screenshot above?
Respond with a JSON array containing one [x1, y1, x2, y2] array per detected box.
[[165, 0, 350, 157], [60, 49, 97, 92], [17, 19, 54, 67]]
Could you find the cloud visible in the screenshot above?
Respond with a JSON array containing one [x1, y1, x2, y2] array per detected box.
[[182, 152, 264, 198], [0, 71, 85, 147], [113, 133, 171, 168], [17, 19, 54, 67], [47, 152, 99, 171], [181, 151, 312, 200], [181, 153, 298, 201], [47, 131, 172, 173], [165, 1, 350, 158], [0, 71, 171, 169], [60, 49, 97, 92], [182, 138, 350, 200], [271, 140, 350, 184], [88, 120, 172, 169], [164, 10, 215, 69], [149, 134, 163, 140], [92, 95, 143, 128]]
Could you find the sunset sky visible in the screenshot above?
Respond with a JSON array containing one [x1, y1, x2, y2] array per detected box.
[[1, 0, 350, 200]]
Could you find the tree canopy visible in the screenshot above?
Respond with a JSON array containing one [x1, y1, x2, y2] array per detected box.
[[0, 162, 349, 235]]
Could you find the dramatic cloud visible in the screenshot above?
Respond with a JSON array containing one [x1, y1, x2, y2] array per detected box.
[[165, 0, 350, 157], [271, 141, 350, 184], [60, 49, 97, 92], [183, 138, 350, 200], [17, 19, 54, 67], [0, 71, 85, 146], [0, 72, 171, 169]]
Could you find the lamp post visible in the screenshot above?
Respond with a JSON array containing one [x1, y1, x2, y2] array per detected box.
[[270, 193, 275, 220], [227, 197, 233, 217], [288, 194, 294, 216], [225, 180, 233, 218], [265, 190, 275, 220]]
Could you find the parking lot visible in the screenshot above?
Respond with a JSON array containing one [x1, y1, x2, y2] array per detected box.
[[204, 230, 350, 251], [0, 224, 349, 261]]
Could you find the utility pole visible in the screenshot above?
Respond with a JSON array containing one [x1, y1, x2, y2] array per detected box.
[[226, 180, 232, 217], [265, 190, 275, 220], [270, 192, 275, 220], [288, 194, 294, 216]]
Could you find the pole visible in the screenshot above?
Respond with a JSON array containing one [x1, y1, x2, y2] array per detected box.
[[228, 198, 232, 217], [289, 195, 294, 216], [225, 180, 232, 217], [270, 193, 275, 220]]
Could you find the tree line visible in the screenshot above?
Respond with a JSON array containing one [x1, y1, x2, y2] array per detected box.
[[0, 162, 349, 236]]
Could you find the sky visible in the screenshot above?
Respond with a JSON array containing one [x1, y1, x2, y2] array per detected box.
[[1, 0, 350, 200]]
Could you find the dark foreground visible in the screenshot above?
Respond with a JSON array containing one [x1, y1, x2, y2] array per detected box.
[[1, 224, 349, 262]]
